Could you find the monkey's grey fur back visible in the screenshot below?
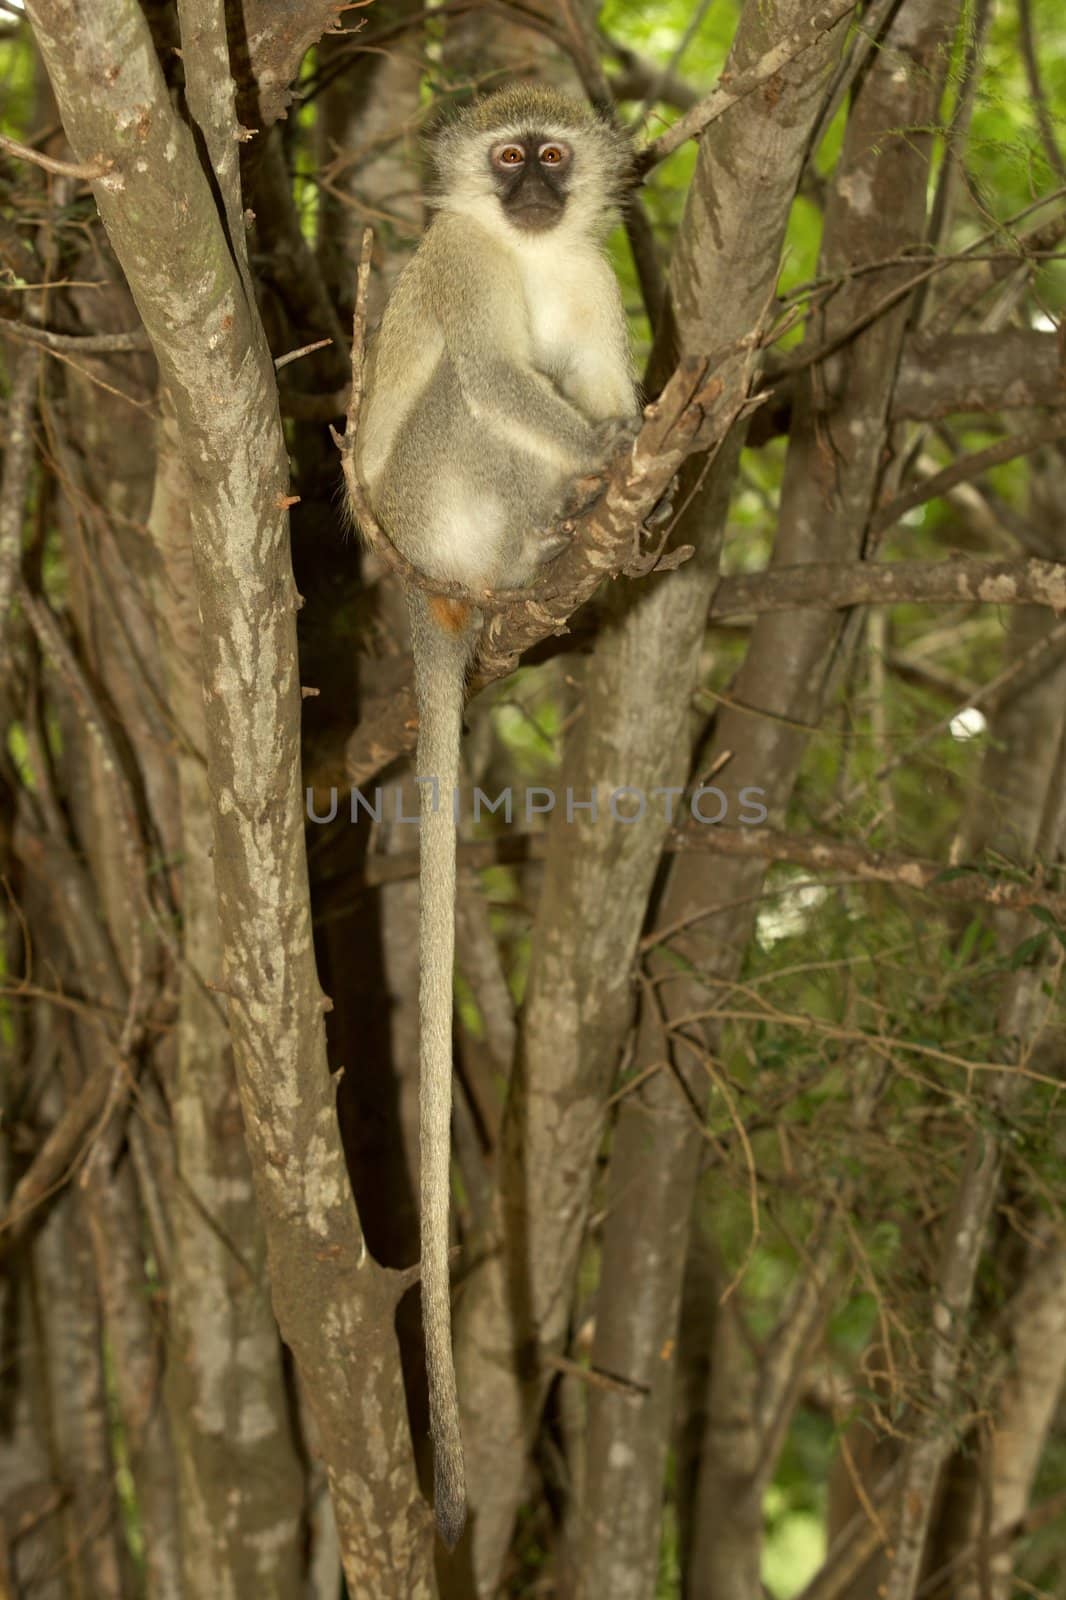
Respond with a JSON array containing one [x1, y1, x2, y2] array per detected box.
[[353, 83, 638, 1547]]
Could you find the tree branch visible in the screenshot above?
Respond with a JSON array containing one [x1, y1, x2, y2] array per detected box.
[[0, 318, 150, 354], [635, 0, 860, 174], [0, 344, 38, 664], [711, 556, 1066, 619], [890, 329, 1066, 421], [0, 128, 112, 180], [1018, 0, 1066, 182], [360, 824, 1066, 922]]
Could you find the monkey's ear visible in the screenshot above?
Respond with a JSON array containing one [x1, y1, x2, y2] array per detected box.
[[420, 91, 477, 201], [421, 91, 468, 145]]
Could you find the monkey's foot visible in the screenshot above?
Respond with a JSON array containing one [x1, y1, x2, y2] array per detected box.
[[535, 526, 576, 565], [559, 469, 608, 522]]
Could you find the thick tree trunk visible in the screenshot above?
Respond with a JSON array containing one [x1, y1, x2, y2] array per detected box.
[[575, 1, 852, 1592], [580, 6, 963, 1598], [23, 0, 435, 1589], [150, 418, 307, 1597]]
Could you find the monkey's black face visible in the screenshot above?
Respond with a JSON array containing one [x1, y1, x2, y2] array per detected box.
[[489, 135, 573, 231]]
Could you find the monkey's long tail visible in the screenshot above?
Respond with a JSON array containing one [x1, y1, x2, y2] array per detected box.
[[411, 594, 470, 1550]]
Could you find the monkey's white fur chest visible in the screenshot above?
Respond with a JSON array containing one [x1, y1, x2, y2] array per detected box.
[[518, 240, 609, 377], [507, 230, 634, 423]]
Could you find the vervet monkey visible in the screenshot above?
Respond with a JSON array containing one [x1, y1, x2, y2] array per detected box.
[[354, 84, 638, 1546]]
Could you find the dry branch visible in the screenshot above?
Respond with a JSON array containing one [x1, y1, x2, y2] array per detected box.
[[675, 823, 1066, 920], [0, 129, 111, 180], [0, 344, 37, 663], [0, 318, 150, 355], [711, 557, 1066, 619], [364, 824, 1066, 922], [891, 329, 1066, 419], [0, 1063, 112, 1256], [636, 0, 859, 172], [869, 417, 1066, 536]]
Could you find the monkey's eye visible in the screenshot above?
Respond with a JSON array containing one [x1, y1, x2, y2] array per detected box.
[[493, 144, 525, 168], [538, 143, 569, 166]]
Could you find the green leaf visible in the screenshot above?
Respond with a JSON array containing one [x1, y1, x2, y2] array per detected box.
[[1008, 933, 1049, 970]]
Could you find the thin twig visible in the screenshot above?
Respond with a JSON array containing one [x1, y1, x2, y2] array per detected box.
[[636, 0, 859, 173], [546, 1352, 649, 1398], [0, 343, 38, 664], [0, 318, 149, 354], [1018, 0, 1066, 183], [0, 1063, 113, 1253], [0, 130, 112, 181], [274, 336, 333, 370], [869, 418, 1066, 537], [773, 188, 1066, 378]]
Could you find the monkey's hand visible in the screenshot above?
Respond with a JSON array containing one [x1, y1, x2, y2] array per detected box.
[[591, 413, 641, 461], [558, 468, 609, 523], [535, 467, 616, 569]]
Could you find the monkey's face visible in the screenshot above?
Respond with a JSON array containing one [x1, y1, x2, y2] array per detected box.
[[430, 87, 633, 245], [488, 137, 572, 233]]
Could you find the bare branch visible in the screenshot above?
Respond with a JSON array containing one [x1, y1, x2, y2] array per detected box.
[[712, 556, 1066, 619], [891, 329, 1066, 421], [361, 824, 1066, 924], [870, 418, 1066, 536], [602, 38, 700, 111], [773, 190, 1066, 382], [0, 1064, 112, 1253], [0, 128, 111, 179], [0, 344, 38, 663], [274, 337, 332, 370], [795, 1468, 903, 1600], [635, 0, 859, 173], [1018, 0, 1066, 182], [675, 824, 1066, 922], [0, 318, 149, 354]]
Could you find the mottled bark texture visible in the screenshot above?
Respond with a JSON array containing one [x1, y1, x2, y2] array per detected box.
[[0, 347, 39, 666], [22, 0, 434, 1590], [575, 2, 855, 1594], [149, 418, 305, 1599], [574, 7, 963, 1600], [712, 554, 1066, 618]]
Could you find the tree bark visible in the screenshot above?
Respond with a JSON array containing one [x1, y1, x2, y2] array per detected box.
[[576, 0, 854, 1593], [581, 6, 963, 1598], [23, 0, 435, 1588]]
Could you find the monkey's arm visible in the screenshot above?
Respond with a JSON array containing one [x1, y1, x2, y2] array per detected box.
[[555, 254, 638, 423], [421, 217, 609, 471]]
